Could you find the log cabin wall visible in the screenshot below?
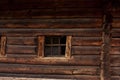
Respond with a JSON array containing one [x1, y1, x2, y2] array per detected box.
[[0, 0, 119, 80], [111, 8, 120, 80]]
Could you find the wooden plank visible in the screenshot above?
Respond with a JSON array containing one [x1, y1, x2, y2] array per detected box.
[[65, 36, 72, 58], [111, 38, 120, 46], [110, 47, 120, 55], [0, 73, 100, 80], [38, 36, 44, 57], [0, 8, 102, 18], [0, 63, 100, 75], [0, 28, 102, 37], [100, 16, 111, 80], [72, 46, 101, 55], [111, 67, 120, 76], [72, 37, 102, 46], [56, 0, 102, 8], [0, 55, 100, 66], [7, 37, 37, 45], [112, 18, 120, 28], [0, 36, 6, 57], [71, 55, 100, 66], [0, 18, 102, 28], [6, 45, 36, 54], [111, 76, 120, 80], [111, 55, 120, 67]]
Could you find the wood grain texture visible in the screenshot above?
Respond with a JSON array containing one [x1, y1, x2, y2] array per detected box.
[[0, 55, 100, 66], [0, 36, 6, 57], [0, 63, 100, 75], [72, 46, 101, 55], [38, 36, 44, 57], [7, 37, 37, 45], [72, 37, 102, 46]]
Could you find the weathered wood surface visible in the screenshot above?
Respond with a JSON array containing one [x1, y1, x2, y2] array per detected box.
[[0, 18, 102, 28], [0, 55, 100, 66], [0, 63, 100, 75], [0, 28, 102, 37]]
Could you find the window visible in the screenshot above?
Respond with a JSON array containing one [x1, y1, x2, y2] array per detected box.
[[38, 36, 71, 58]]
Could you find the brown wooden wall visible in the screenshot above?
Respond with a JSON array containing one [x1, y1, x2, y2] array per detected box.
[[0, 0, 119, 80]]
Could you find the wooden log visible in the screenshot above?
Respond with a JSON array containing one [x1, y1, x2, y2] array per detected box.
[[0, 36, 6, 56], [7, 37, 37, 45], [111, 38, 120, 47], [0, 73, 100, 80], [72, 37, 102, 46], [72, 46, 101, 55], [0, 63, 100, 75], [0, 18, 102, 28], [0, 55, 100, 66], [111, 55, 120, 67], [111, 67, 120, 76], [0, 28, 102, 37], [6, 45, 36, 54], [110, 47, 120, 55], [111, 76, 120, 80]]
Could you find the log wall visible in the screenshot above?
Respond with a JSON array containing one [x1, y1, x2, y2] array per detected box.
[[0, 0, 119, 80]]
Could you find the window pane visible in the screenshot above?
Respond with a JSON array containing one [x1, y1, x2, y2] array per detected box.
[[61, 46, 66, 55], [45, 37, 51, 44], [60, 36, 66, 44], [52, 47, 59, 56], [52, 37, 59, 44], [44, 46, 51, 57]]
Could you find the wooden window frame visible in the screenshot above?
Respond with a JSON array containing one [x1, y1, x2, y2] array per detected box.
[[38, 36, 72, 59], [0, 36, 7, 57]]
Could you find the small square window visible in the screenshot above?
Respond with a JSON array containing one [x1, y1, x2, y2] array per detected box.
[[44, 36, 66, 57], [38, 36, 71, 58]]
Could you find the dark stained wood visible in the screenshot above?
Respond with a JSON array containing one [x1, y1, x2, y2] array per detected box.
[[72, 46, 101, 55], [110, 47, 120, 55], [100, 17, 111, 80], [0, 63, 100, 75], [0, 28, 102, 37], [7, 37, 37, 45], [6, 45, 36, 54], [111, 55, 120, 67], [111, 38, 120, 47], [0, 55, 100, 66], [72, 37, 102, 46], [0, 18, 102, 28], [111, 67, 120, 76]]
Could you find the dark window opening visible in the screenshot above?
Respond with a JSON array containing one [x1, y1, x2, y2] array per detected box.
[[44, 36, 66, 57]]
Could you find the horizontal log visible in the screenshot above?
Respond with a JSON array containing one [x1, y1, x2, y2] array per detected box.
[[111, 38, 120, 47], [0, 18, 102, 28], [111, 76, 120, 80], [55, 0, 102, 8], [6, 45, 37, 54], [0, 73, 100, 80], [110, 47, 120, 55], [0, 55, 100, 66], [111, 55, 120, 66], [113, 18, 120, 28], [72, 37, 102, 46], [111, 67, 120, 76], [0, 8, 102, 18], [0, 28, 102, 37], [72, 46, 101, 55], [7, 37, 37, 45], [0, 63, 100, 75]]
